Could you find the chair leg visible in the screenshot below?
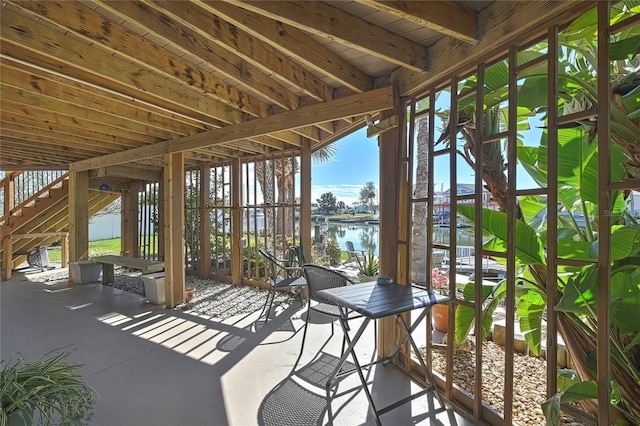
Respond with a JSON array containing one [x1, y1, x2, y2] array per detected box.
[[293, 305, 312, 369], [257, 286, 275, 323]]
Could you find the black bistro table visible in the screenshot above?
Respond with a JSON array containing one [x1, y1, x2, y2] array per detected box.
[[316, 280, 450, 425]]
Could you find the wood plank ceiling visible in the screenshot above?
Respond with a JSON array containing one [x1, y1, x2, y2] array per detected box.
[[0, 1, 588, 175]]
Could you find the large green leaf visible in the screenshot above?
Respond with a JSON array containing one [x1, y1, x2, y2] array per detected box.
[[578, 225, 640, 261], [557, 240, 593, 261], [556, 257, 640, 334], [517, 290, 546, 355], [580, 143, 627, 204], [518, 196, 546, 221], [542, 381, 598, 426], [517, 146, 547, 188], [458, 205, 545, 266], [609, 35, 640, 60], [610, 268, 640, 334], [556, 265, 598, 317], [454, 281, 505, 345]]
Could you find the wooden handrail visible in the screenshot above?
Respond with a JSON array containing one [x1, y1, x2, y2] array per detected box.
[[1, 173, 69, 223], [0, 171, 23, 188], [10, 232, 69, 240]]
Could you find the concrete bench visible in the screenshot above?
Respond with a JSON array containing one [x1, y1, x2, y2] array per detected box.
[[91, 255, 164, 284]]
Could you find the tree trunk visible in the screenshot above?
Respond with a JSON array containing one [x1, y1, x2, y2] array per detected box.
[[411, 116, 429, 285]]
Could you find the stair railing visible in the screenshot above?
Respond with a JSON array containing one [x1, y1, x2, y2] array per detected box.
[[0, 172, 69, 227]]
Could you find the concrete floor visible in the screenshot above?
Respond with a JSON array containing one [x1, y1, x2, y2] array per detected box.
[[1, 269, 480, 426]]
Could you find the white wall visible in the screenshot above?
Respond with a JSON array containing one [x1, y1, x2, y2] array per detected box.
[[89, 213, 121, 241]]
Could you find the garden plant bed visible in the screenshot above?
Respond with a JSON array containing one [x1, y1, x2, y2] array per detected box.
[[422, 339, 585, 426]]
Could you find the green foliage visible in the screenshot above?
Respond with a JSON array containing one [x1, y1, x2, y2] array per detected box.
[[359, 182, 377, 213], [542, 381, 598, 426], [0, 350, 97, 426], [324, 237, 343, 266], [316, 192, 337, 215], [355, 251, 379, 277], [48, 238, 122, 262]]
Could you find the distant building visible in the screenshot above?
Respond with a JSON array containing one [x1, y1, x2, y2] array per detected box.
[[435, 184, 499, 213], [629, 191, 640, 217]]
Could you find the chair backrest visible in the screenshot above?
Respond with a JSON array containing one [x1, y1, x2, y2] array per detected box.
[[259, 248, 285, 284], [285, 245, 306, 270], [431, 251, 445, 268], [345, 241, 357, 260], [302, 264, 354, 305]]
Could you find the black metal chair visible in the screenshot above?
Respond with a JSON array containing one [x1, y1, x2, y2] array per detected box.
[[258, 248, 304, 323], [294, 264, 376, 368]]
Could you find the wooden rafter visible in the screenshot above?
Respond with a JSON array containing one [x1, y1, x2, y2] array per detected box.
[[356, 1, 479, 44], [228, 0, 429, 73], [70, 86, 394, 171], [199, 0, 374, 92]]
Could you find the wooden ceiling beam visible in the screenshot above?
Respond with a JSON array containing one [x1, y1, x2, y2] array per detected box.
[[91, 166, 162, 182], [0, 121, 141, 154], [1, 7, 243, 125], [0, 56, 220, 132], [0, 138, 88, 163], [9, 0, 268, 119], [394, 0, 594, 97], [230, 0, 429, 73], [0, 66, 203, 139], [200, 0, 373, 93], [244, 135, 287, 150], [356, 1, 479, 44], [105, 0, 298, 111], [266, 130, 302, 146], [0, 102, 161, 146], [152, 0, 335, 102], [0, 83, 189, 140], [70, 86, 394, 171]]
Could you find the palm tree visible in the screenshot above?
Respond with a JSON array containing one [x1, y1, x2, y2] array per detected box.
[[255, 145, 336, 238]]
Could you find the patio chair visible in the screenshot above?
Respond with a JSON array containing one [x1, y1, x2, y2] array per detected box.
[[258, 248, 305, 323], [284, 245, 306, 276], [294, 264, 376, 368], [344, 241, 364, 263]]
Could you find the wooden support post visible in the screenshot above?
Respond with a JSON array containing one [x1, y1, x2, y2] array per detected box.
[[231, 158, 242, 285], [69, 170, 89, 261], [378, 83, 404, 359], [61, 234, 69, 268], [121, 182, 138, 257], [4, 172, 14, 218], [199, 164, 211, 279], [300, 139, 312, 257], [162, 153, 185, 308], [2, 237, 12, 281]]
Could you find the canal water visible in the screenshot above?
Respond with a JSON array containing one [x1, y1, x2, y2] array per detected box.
[[327, 222, 486, 256]]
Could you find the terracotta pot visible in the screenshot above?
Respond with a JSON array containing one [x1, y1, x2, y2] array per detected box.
[[431, 303, 452, 333], [185, 287, 196, 303]]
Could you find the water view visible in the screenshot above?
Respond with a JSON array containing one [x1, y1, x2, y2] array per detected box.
[[326, 222, 488, 256]]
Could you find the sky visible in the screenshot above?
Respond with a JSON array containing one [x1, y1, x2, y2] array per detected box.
[[311, 129, 380, 206], [311, 118, 542, 206]]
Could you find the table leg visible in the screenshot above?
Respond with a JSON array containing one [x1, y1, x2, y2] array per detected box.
[[101, 263, 114, 284], [325, 317, 382, 426], [394, 310, 446, 408]]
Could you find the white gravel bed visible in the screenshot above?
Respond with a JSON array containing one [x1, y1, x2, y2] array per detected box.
[[26, 266, 296, 320], [424, 340, 584, 426]]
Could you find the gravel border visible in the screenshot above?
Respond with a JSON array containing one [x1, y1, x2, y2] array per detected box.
[[26, 266, 297, 320]]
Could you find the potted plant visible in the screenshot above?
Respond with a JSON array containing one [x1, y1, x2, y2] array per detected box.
[[431, 267, 451, 333], [355, 251, 379, 282], [0, 350, 97, 426]]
